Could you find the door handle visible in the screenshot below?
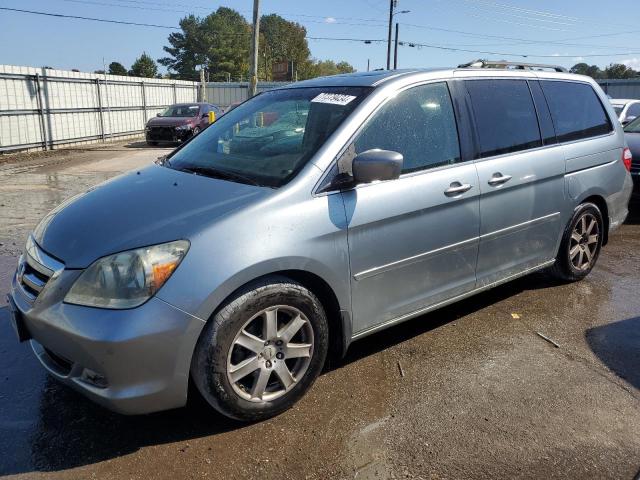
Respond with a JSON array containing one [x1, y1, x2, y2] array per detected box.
[[444, 182, 473, 196], [488, 173, 512, 186]]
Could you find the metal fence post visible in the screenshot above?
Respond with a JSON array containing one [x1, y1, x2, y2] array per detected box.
[[141, 81, 147, 128], [173, 83, 177, 103], [95, 78, 105, 142], [34, 74, 48, 151]]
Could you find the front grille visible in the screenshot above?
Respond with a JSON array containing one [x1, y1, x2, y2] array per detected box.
[[147, 126, 176, 141], [18, 236, 64, 301]]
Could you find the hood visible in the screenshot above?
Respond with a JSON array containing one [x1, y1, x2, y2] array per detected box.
[[147, 116, 195, 127], [33, 165, 271, 268]]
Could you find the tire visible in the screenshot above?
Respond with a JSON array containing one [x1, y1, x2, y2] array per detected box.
[[147, 141, 158, 146], [192, 127, 200, 137], [191, 275, 329, 421], [548, 202, 604, 282]]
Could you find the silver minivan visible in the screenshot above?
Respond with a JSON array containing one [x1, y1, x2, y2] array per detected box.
[[8, 62, 633, 421]]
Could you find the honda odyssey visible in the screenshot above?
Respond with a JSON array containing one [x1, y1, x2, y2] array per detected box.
[[8, 62, 633, 421]]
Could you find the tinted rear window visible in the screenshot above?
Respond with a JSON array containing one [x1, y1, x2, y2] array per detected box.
[[541, 81, 612, 142], [465, 79, 542, 158]]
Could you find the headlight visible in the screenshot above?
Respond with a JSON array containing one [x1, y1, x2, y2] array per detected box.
[[65, 240, 189, 309], [175, 124, 192, 131]]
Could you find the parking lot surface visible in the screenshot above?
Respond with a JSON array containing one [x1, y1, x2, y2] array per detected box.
[[0, 142, 638, 479]]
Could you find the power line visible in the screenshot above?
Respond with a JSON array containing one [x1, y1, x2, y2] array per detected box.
[[0, 7, 180, 29], [5, 7, 640, 60]]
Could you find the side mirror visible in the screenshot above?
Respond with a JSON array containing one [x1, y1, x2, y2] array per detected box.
[[156, 113, 162, 117], [352, 149, 403, 185], [202, 113, 208, 118], [623, 115, 637, 125]]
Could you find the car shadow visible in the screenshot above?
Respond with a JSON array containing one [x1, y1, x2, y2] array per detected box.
[[124, 141, 175, 149], [585, 317, 640, 390], [625, 195, 640, 225], [0, 272, 588, 475]]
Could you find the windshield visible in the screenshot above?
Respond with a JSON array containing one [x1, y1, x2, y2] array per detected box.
[[624, 116, 640, 133], [613, 105, 624, 116], [159, 105, 200, 117], [165, 86, 371, 188]]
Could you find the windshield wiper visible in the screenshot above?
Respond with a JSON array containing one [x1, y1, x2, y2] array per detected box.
[[178, 165, 262, 187]]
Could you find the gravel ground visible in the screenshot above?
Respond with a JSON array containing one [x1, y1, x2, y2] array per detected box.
[[0, 142, 638, 479]]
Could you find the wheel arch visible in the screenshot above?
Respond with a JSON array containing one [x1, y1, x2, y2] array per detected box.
[[196, 266, 352, 367]]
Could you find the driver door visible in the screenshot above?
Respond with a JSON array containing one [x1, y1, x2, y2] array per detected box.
[[340, 82, 481, 335]]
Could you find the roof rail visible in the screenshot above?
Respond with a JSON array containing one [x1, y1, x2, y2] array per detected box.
[[457, 59, 568, 73]]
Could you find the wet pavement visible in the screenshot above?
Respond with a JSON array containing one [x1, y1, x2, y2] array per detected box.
[[0, 142, 639, 479]]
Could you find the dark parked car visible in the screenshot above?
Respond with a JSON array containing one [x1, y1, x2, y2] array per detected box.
[[624, 116, 640, 193], [145, 103, 223, 145]]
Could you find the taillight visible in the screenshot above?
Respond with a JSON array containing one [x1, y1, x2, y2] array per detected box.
[[622, 148, 632, 172]]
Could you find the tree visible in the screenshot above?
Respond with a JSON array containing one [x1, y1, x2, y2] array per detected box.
[[570, 63, 604, 79], [570, 62, 638, 79], [298, 59, 357, 79], [130, 52, 158, 78], [108, 61, 128, 76], [159, 8, 250, 81], [604, 63, 638, 79], [336, 61, 356, 74], [260, 14, 310, 80]]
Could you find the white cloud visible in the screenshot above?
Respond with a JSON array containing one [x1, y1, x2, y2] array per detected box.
[[324, 17, 337, 23], [573, 56, 585, 62], [621, 58, 640, 69]]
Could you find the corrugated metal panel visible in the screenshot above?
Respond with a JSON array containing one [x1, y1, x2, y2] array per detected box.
[[204, 82, 288, 108], [0, 64, 199, 152], [597, 79, 640, 100]]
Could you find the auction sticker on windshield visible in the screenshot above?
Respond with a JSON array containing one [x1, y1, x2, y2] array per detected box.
[[311, 93, 357, 106]]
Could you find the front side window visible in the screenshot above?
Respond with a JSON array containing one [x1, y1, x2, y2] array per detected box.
[[465, 79, 542, 158], [159, 104, 200, 117], [624, 116, 640, 133], [166, 87, 371, 188], [345, 82, 461, 175], [541, 81, 613, 142]]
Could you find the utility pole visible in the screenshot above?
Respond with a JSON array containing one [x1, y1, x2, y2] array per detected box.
[[393, 23, 399, 70], [386, 0, 395, 70], [249, 0, 261, 97], [367, 59, 370, 72], [199, 68, 206, 102]]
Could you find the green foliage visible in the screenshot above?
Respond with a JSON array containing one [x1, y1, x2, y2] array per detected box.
[[130, 53, 158, 78], [159, 8, 355, 81], [298, 59, 356, 80], [570, 62, 638, 79], [158, 8, 249, 81], [260, 14, 310, 80], [108, 61, 128, 76]]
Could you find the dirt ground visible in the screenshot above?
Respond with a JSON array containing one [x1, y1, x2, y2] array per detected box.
[[0, 141, 639, 479]]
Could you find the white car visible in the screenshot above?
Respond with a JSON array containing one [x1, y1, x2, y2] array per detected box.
[[610, 98, 640, 125]]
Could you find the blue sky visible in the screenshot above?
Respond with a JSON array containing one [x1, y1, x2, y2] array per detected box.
[[1, 0, 639, 75]]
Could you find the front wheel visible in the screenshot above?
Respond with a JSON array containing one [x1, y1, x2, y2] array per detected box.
[[548, 202, 603, 282], [191, 276, 329, 421]]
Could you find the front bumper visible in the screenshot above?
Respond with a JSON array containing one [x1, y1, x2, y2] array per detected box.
[[145, 126, 192, 143], [9, 260, 205, 415]]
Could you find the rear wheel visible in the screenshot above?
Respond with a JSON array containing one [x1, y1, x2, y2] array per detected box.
[[548, 202, 603, 281], [191, 276, 328, 421]]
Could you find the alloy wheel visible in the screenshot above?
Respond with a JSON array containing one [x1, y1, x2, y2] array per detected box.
[[569, 212, 599, 271], [226, 305, 314, 403]]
